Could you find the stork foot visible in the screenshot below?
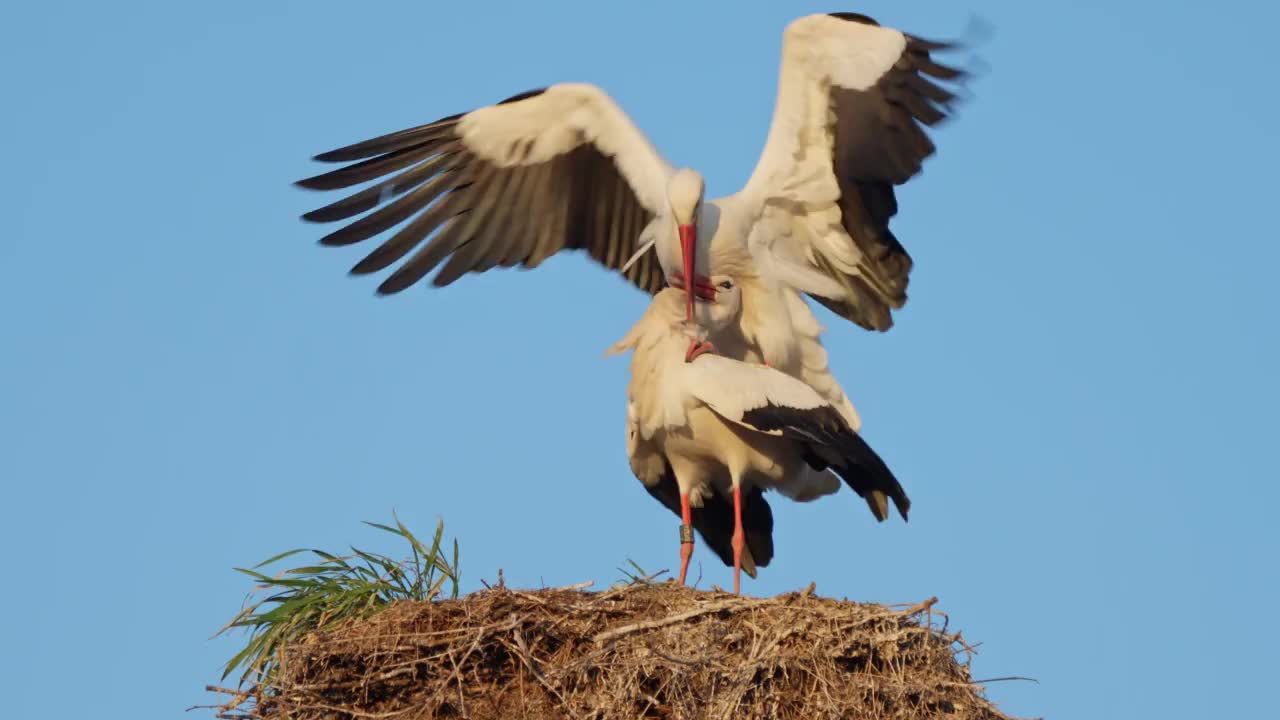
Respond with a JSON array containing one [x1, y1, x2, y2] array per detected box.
[[685, 339, 717, 363]]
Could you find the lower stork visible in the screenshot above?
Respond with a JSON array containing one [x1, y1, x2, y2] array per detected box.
[[607, 251, 909, 593]]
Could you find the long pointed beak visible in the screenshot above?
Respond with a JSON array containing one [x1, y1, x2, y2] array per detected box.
[[679, 223, 696, 322]]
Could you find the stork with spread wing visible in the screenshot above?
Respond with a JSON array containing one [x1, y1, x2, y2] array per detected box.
[[298, 12, 971, 432]]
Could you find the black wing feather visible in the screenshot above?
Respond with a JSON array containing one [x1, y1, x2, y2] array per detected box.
[[819, 16, 973, 331], [297, 89, 664, 296], [741, 402, 910, 522]]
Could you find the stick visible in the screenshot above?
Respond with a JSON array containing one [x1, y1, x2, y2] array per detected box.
[[512, 628, 571, 708], [552, 580, 594, 591], [593, 598, 762, 643], [900, 596, 939, 615]]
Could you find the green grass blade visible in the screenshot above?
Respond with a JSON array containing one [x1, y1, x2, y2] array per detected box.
[[218, 513, 461, 687], [252, 548, 309, 569]]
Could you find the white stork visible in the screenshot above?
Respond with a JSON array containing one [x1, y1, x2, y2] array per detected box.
[[606, 248, 909, 593], [296, 12, 970, 431]]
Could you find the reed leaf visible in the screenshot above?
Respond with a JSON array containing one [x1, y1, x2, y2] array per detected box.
[[215, 513, 460, 686]]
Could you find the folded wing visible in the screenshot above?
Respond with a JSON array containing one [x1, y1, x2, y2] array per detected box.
[[683, 355, 910, 521]]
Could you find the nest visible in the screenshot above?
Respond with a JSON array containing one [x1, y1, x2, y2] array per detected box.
[[210, 583, 1017, 720]]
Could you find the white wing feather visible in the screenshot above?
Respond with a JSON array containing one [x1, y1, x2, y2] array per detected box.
[[737, 16, 906, 209], [729, 15, 909, 303], [681, 355, 828, 430], [781, 289, 862, 432], [457, 83, 675, 213]]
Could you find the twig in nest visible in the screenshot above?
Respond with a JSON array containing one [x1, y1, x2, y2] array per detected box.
[[302, 703, 415, 718], [553, 580, 595, 591], [512, 627, 570, 708], [201, 684, 255, 713], [899, 596, 939, 616], [644, 641, 706, 666], [593, 598, 762, 643], [445, 648, 467, 716], [208, 583, 1020, 720]]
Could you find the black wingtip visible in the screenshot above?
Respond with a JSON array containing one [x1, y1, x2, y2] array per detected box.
[[375, 278, 404, 296], [831, 431, 911, 524], [373, 282, 399, 297], [301, 206, 336, 224], [829, 12, 880, 26], [294, 175, 334, 192], [307, 117, 461, 164], [908, 36, 960, 52], [375, 266, 424, 295], [312, 148, 351, 163], [349, 255, 383, 276], [894, 495, 911, 522], [295, 167, 368, 193], [498, 87, 548, 105], [317, 227, 362, 247], [312, 142, 396, 163]]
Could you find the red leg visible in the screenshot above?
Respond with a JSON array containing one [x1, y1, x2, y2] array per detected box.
[[678, 493, 694, 586], [685, 339, 717, 363], [732, 485, 745, 595]]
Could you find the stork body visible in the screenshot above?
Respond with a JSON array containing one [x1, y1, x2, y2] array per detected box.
[[297, 13, 970, 430], [608, 269, 909, 592]]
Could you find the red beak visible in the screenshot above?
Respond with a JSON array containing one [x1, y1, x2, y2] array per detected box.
[[679, 223, 696, 322]]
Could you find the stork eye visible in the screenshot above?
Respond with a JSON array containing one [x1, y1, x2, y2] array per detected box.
[[718, 280, 734, 291]]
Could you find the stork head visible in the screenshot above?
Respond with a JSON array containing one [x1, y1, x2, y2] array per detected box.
[[667, 168, 705, 226], [696, 274, 744, 331], [672, 245, 754, 335], [666, 168, 706, 324]]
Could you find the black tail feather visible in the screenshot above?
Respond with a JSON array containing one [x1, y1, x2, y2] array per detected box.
[[742, 403, 909, 522], [831, 430, 911, 522]]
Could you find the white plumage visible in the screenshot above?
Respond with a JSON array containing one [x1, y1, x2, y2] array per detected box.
[[297, 12, 958, 591], [456, 83, 674, 212], [683, 356, 829, 426], [607, 282, 909, 592], [297, 12, 969, 433]]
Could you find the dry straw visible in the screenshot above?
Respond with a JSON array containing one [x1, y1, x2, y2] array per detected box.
[[208, 580, 1019, 720]]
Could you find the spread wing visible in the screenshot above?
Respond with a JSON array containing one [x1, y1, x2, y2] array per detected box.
[[297, 83, 675, 295], [736, 13, 971, 330]]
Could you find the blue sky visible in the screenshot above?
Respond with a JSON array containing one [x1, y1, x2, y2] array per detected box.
[[3, 1, 1277, 717]]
